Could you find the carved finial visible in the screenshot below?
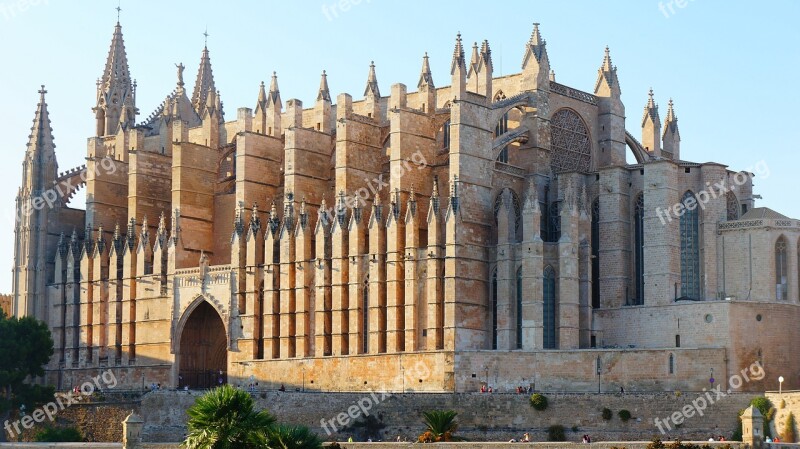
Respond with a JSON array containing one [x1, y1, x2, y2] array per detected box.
[[158, 211, 166, 234]]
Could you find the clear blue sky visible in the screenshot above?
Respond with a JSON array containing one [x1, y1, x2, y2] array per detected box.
[[0, 0, 798, 292]]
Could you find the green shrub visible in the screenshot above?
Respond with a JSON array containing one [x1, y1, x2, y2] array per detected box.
[[618, 409, 632, 422], [34, 427, 83, 442], [602, 407, 613, 420], [750, 397, 775, 438], [547, 424, 565, 442], [645, 437, 666, 449], [529, 393, 548, 411], [783, 411, 797, 443]]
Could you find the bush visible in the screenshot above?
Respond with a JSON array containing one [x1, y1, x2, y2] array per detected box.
[[750, 397, 775, 438], [783, 411, 797, 443], [602, 408, 613, 420], [34, 427, 83, 442], [618, 409, 632, 422], [547, 424, 565, 442], [529, 393, 548, 411]]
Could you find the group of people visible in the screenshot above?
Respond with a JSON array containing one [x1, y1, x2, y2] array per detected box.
[[765, 436, 780, 443], [508, 432, 532, 442], [515, 386, 533, 394]]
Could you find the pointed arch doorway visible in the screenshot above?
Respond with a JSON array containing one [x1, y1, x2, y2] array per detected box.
[[178, 300, 228, 389]]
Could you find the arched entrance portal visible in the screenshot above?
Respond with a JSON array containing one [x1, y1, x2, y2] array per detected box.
[[178, 301, 227, 389]]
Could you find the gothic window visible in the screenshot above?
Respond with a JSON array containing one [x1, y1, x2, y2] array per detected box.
[[363, 277, 369, 353], [540, 181, 561, 243], [633, 193, 645, 305], [680, 191, 701, 299], [441, 119, 451, 149], [726, 191, 739, 221], [591, 199, 600, 309], [776, 236, 788, 300], [669, 354, 675, 374], [543, 266, 557, 349], [516, 267, 523, 349], [491, 269, 498, 350], [497, 146, 509, 163], [550, 109, 592, 173], [495, 112, 509, 137]]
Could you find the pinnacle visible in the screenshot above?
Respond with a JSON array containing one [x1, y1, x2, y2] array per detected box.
[[27, 86, 56, 155], [364, 61, 380, 98], [317, 70, 331, 102], [418, 52, 434, 89], [191, 43, 216, 116], [451, 32, 466, 74]]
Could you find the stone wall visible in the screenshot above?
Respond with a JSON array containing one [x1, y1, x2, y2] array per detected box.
[[140, 390, 753, 443], [766, 391, 800, 441]]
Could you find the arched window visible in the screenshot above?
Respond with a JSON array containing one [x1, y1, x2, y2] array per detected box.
[[669, 354, 675, 374], [776, 236, 788, 300], [633, 193, 645, 305], [726, 191, 739, 221], [495, 112, 509, 137], [491, 269, 498, 350], [680, 191, 701, 299], [497, 146, 509, 163], [591, 199, 600, 309], [550, 109, 592, 173], [516, 267, 523, 349], [543, 266, 557, 349], [441, 119, 451, 149]]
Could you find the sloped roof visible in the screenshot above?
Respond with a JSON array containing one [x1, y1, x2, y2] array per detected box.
[[739, 207, 789, 220]]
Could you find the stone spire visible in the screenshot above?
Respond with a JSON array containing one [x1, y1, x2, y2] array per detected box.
[[451, 33, 466, 75], [469, 41, 480, 74], [364, 61, 380, 98], [417, 52, 434, 89], [521, 23, 550, 90], [268, 71, 281, 107], [317, 70, 331, 102], [662, 98, 681, 159], [26, 86, 57, 163], [522, 22, 548, 68], [641, 88, 662, 155], [256, 81, 267, 111], [192, 44, 217, 117], [430, 177, 440, 214], [480, 40, 493, 70], [94, 20, 136, 136], [126, 217, 137, 250]]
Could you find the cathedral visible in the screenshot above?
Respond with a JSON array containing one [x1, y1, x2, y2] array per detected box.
[[11, 20, 799, 393]]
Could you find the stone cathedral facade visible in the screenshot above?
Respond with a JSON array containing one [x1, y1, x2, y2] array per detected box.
[[11, 21, 800, 393]]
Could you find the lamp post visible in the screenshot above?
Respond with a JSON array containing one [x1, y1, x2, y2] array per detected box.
[[709, 368, 715, 388], [779, 376, 785, 396]]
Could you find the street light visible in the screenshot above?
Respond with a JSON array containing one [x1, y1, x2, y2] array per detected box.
[[779, 376, 785, 396]]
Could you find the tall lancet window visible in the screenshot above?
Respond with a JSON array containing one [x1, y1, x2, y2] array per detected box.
[[491, 269, 498, 350], [516, 267, 523, 349], [776, 236, 788, 301], [633, 193, 645, 305], [543, 266, 557, 349], [680, 191, 701, 300], [591, 199, 600, 309]]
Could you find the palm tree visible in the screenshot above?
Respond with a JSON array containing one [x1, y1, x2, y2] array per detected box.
[[266, 425, 323, 449], [419, 410, 463, 442], [183, 384, 276, 449]]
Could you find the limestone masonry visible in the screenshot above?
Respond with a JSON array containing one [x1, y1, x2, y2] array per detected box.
[[11, 21, 799, 393]]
